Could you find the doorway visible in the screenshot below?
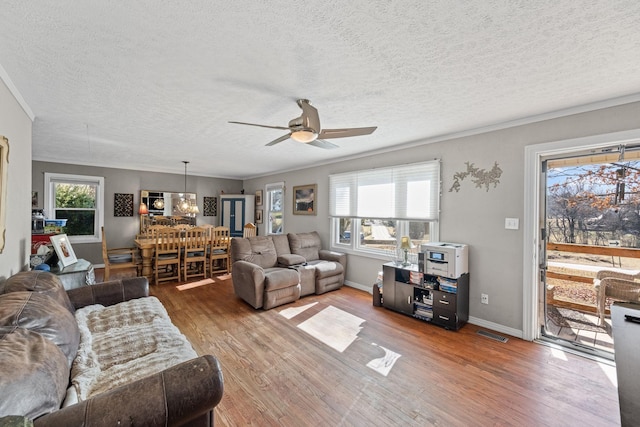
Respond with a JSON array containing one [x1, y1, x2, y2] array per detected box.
[[523, 130, 640, 359]]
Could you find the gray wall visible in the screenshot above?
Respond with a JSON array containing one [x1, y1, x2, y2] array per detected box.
[[32, 161, 243, 264], [242, 101, 640, 336], [0, 77, 33, 279], [25, 100, 640, 337]]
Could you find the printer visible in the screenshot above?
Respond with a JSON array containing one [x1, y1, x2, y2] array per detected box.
[[418, 242, 468, 279]]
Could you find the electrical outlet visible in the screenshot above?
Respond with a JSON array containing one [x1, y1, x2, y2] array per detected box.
[[481, 293, 489, 304]]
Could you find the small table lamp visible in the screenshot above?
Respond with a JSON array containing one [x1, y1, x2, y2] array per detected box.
[[400, 236, 415, 266], [138, 202, 149, 232]]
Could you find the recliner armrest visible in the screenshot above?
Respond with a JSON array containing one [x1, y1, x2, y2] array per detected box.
[[33, 355, 224, 427], [319, 249, 347, 269], [66, 277, 149, 310]]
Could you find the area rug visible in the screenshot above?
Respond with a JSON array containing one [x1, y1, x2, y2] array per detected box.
[[547, 306, 607, 333]]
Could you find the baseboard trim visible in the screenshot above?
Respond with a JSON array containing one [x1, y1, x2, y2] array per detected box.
[[468, 316, 524, 340], [345, 280, 372, 293], [345, 280, 525, 340]]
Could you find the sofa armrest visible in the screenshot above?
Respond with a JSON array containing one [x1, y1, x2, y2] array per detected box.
[[231, 260, 266, 309], [33, 355, 224, 427], [66, 277, 149, 310], [319, 249, 347, 269]]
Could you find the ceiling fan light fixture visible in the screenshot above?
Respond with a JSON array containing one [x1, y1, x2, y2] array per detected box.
[[291, 129, 318, 143]]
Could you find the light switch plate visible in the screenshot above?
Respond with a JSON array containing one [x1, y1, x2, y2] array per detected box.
[[505, 218, 519, 230]]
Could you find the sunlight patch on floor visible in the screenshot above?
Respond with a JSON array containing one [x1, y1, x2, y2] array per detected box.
[[366, 343, 401, 376], [176, 278, 215, 290], [278, 302, 318, 320], [550, 347, 568, 361], [297, 305, 364, 352], [599, 361, 618, 387]]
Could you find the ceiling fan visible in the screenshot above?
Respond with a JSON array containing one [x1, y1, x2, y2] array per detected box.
[[229, 99, 377, 149]]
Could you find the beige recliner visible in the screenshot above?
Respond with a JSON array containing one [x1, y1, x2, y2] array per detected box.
[[230, 232, 347, 310]]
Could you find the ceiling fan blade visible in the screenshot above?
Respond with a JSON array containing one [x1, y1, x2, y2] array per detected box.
[[318, 126, 377, 139], [307, 139, 339, 150], [265, 133, 292, 146], [229, 121, 290, 131]]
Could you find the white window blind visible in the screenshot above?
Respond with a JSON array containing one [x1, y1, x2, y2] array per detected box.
[[329, 160, 440, 221]]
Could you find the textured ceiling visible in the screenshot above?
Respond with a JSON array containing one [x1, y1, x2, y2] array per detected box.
[[2, 1, 640, 179]]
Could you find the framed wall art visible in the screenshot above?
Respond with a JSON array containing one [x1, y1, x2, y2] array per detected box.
[[114, 193, 134, 217], [293, 184, 316, 215], [0, 136, 8, 253], [203, 196, 217, 216], [255, 190, 263, 206], [50, 234, 78, 267], [255, 209, 263, 224]]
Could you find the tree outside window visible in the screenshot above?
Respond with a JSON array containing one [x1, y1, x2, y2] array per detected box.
[[45, 173, 104, 243]]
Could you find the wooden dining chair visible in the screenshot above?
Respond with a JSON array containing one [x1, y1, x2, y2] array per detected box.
[[154, 227, 182, 285], [243, 222, 257, 238], [173, 224, 193, 232], [142, 224, 166, 237], [183, 226, 208, 281], [208, 226, 231, 276], [101, 226, 141, 281], [153, 216, 172, 226]]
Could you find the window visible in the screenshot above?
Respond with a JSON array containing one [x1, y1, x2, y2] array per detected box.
[[265, 182, 284, 235], [44, 173, 104, 243], [329, 160, 440, 258]]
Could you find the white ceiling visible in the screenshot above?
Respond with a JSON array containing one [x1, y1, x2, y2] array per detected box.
[[2, 1, 640, 179]]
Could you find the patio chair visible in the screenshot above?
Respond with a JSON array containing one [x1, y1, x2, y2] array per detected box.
[[593, 270, 640, 325]]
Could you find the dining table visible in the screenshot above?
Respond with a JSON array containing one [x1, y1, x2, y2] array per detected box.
[[134, 234, 232, 282], [134, 237, 157, 281]]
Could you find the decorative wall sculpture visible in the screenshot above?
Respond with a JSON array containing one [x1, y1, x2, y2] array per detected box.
[[114, 193, 134, 216], [449, 161, 502, 192], [203, 196, 217, 216]]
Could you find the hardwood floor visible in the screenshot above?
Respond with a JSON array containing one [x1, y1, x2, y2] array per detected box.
[[111, 270, 620, 426]]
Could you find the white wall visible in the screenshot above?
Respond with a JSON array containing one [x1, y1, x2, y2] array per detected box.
[[243, 101, 640, 337], [0, 75, 33, 279]]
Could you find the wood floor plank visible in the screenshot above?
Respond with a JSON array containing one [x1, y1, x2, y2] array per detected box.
[[140, 275, 620, 426]]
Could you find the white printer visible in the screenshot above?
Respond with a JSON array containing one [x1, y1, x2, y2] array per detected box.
[[418, 242, 469, 279]]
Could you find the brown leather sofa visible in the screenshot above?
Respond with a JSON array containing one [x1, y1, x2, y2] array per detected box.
[[231, 231, 347, 309], [0, 271, 224, 426]]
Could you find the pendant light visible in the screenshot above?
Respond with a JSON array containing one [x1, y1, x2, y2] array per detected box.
[[177, 161, 199, 216]]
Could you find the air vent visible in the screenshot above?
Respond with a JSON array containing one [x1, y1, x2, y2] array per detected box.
[[477, 330, 509, 343]]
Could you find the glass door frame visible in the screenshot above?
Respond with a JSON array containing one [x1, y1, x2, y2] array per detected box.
[[523, 129, 640, 343]]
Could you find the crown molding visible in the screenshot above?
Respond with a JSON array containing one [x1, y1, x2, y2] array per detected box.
[[0, 62, 34, 121]]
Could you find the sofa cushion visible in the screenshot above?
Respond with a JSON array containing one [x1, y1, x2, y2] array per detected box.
[[277, 254, 307, 267], [313, 260, 345, 279], [231, 236, 278, 268], [0, 326, 69, 419], [271, 234, 291, 255], [0, 292, 80, 366], [263, 268, 300, 291], [288, 232, 322, 261], [3, 271, 75, 313]]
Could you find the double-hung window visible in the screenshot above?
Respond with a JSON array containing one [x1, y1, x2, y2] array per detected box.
[[265, 182, 285, 235], [44, 173, 105, 243], [329, 160, 440, 259]]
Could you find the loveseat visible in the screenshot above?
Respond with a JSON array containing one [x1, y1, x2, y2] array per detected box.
[[0, 271, 224, 426], [230, 231, 347, 310]]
